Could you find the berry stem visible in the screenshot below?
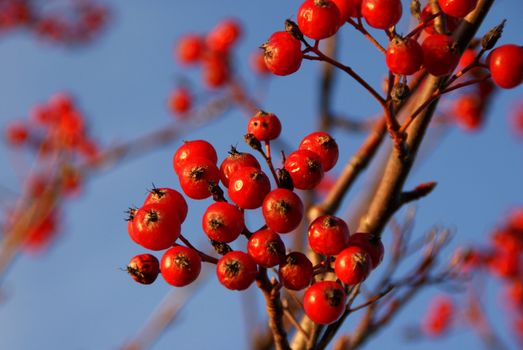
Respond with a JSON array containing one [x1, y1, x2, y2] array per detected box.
[[346, 18, 387, 54], [179, 235, 218, 264]]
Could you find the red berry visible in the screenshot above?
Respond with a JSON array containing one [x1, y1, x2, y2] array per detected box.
[[219, 148, 261, 188], [334, 245, 372, 285], [422, 296, 454, 337], [251, 50, 271, 75], [5, 121, 29, 146], [178, 157, 221, 200], [308, 215, 350, 255], [262, 31, 303, 76], [161, 245, 202, 287], [131, 203, 181, 251], [422, 34, 460, 77], [262, 188, 304, 233], [175, 34, 204, 65], [438, 0, 478, 18], [228, 167, 271, 209], [143, 187, 188, 223], [127, 254, 160, 285], [206, 19, 242, 52], [453, 94, 483, 131], [284, 149, 324, 190], [173, 140, 218, 175], [168, 88, 192, 116], [216, 251, 258, 290], [361, 0, 402, 30], [278, 252, 314, 290], [247, 110, 282, 142], [202, 202, 244, 243], [247, 228, 286, 268], [303, 281, 347, 324], [386, 37, 424, 75], [332, 0, 363, 23], [297, 0, 341, 40], [458, 48, 477, 69], [202, 54, 230, 88], [298, 131, 339, 171], [420, 4, 460, 35], [488, 44, 523, 89], [348, 232, 384, 269]]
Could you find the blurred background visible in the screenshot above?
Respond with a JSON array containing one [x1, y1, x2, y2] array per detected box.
[[0, 0, 522, 349]]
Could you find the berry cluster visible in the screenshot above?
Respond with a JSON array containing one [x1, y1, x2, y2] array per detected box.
[[125, 110, 385, 325], [260, 0, 522, 90], [0, 0, 108, 45], [168, 19, 243, 117], [2, 93, 101, 252]]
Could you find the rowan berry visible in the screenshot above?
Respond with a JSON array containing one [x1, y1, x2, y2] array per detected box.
[[303, 281, 347, 324], [262, 31, 303, 76], [308, 215, 350, 255], [421, 34, 460, 76], [131, 203, 181, 251], [284, 150, 324, 190], [332, 0, 362, 23], [247, 110, 282, 142], [361, 0, 402, 30], [216, 251, 258, 290], [386, 37, 424, 75], [334, 245, 372, 285], [206, 19, 242, 53], [173, 140, 218, 175], [278, 252, 314, 290], [297, 0, 341, 40], [202, 202, 244, 243], [168, 88, 192, 116], [247, 228, 286, 268], [262, 188, 304, 233], [161, 245, 202, 287], [438, 0, 478, 18], [228, 167, 271, 209], [127, 254, 160, 285], [488, 44, 523, 89], [219, 148, 261, 188], [143, 187, 188, 223], [347, 232, 384, 269], [178, 157, 221, 200], [175, 34, 204, 65], [298, 131, 339, 171]]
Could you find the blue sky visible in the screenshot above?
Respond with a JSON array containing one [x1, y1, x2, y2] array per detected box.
[[0, 1, 522, 349]]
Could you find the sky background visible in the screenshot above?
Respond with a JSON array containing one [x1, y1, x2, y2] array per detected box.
[[0, 0, 522, 349]]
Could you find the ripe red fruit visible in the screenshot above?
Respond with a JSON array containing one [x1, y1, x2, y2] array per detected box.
[[348, 232, 384, 269], [386, 37, 424, 75], [131, 203, 181, 251], [303, 281, 347, 324], [173, 140, 218, 175], [247, 228, 286, 268], [278, 252, 314, 290], [297, 0, 341, 40], [219, 148, 261, 188], [228, 167, 271, 209], [334, 245, 372, 285], [458, 48, 477, 69], [262, 188, 304, 233], [143, 187, 188, 223], [422, 296, 454, 337], [332, 0, 362, 23], [178, 157, 221, 200], [127, 254, 160, 285], [262, 31, 303, 76], [421, 34, 460, 77], [488, 44, 523, 89], [308, 215, 350, 255], [175, 34, 204, 65], [251, 50, 271, 75], [284, 150, 324, 190], [202, 54, 230, 88], [247, 110, 282, 142], [216, 251, 258, 290], [5, 121, 29, 146], [161, 245, 202, 287], [420, 4, 460, 35], [438, 0, 478, 18], [202, 202, 245, 243], [453, 94, 483, 131], [361, 0, 402, 30], [168, 88, 191, 116], [298, 131, 339, 171], [206, 19, 242, 52]]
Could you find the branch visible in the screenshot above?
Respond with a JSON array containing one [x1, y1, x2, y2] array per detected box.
[[357, 0, 494, 236]]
